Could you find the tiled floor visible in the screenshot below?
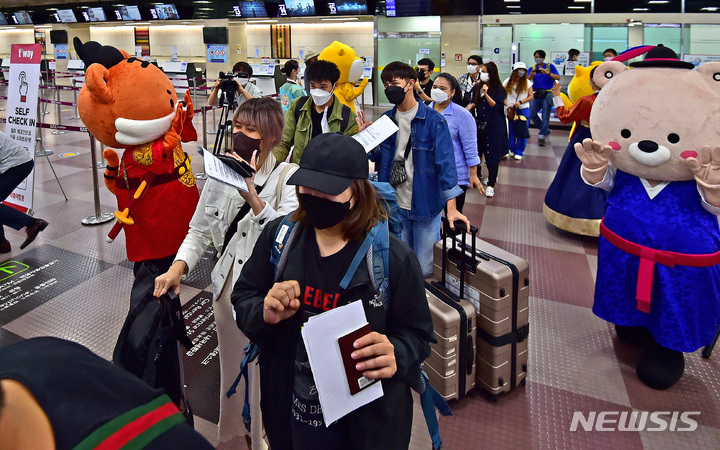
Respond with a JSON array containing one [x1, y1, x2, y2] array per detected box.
[[1, 88, 719, 449]]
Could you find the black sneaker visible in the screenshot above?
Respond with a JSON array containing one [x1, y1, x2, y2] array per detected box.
[[0, 239, 10, 254], [538, 138, 546, 146]]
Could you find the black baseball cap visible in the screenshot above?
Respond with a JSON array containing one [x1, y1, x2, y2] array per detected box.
[[287, 133, 368, 195]]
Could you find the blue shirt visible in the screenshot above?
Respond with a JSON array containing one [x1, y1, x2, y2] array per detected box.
[[368, 100, 462, 220], [430, 101, 479, 187], [530, 62, 559, 89]]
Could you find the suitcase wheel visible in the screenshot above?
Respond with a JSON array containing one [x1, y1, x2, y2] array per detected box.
[[489, 393, 499, 403], [498, 377, 505, 387], [520, 378, 527, 386]]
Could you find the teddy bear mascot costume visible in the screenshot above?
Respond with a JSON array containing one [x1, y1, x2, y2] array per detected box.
[[318, 41, 368, 113], [543, 62, 609, 236], [74, 38, 199, 274], [576, 44, 720, 390]]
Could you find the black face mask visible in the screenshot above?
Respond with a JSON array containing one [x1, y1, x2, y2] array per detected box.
[[384, 83, 408, 105], [417, 70, 427, 80], [232, 130, 262, 162], [298, 193, 351, 230]]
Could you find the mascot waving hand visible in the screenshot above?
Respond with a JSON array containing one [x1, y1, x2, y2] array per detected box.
[[577, 45, 720, 390], [75, 39, 199, 272]]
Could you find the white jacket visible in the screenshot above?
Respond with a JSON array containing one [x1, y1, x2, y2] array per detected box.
[[175, 153, 299, 297]]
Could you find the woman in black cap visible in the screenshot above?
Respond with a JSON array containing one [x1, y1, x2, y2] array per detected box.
[[232, 133, 433, 450]]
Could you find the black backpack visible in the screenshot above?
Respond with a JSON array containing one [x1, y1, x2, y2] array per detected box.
[[113, 262, 193, 409]]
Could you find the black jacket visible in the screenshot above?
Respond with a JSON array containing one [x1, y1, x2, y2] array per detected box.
[[232, 217, 434, 450], [0, 337, 213, 450]]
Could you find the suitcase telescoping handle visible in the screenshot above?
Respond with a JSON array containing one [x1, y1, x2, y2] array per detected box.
[[441, 217, 479, 301], [440, 218, 480, 299], [441, 218, 478, 379]]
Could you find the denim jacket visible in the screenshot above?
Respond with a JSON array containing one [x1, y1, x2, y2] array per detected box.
[[369, 100, 462, 220]]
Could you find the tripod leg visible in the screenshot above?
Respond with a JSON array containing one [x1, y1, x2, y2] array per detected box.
[[43, 149, 68, 201], [702, 322, 720, 359], [32, 126, 67, 200], [213, 104, 229, 155]]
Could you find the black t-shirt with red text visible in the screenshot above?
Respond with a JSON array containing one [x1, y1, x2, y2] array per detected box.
[[291, 231, 360, 448]]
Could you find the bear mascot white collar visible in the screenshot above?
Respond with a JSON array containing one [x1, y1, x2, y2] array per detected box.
[[576, 44, 720, 390]]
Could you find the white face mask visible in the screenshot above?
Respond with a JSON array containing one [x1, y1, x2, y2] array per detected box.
[[467, 64, 479, 74], [310, 87, 333, 106], [604, 56, 614, 61], [517, 70, 526, 77], [431, 88, 449, 103], [534, 58, 544, 65], [480, 72, 490, 83]]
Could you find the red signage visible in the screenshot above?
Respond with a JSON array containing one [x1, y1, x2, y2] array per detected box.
[[10, 44, 43, 64]]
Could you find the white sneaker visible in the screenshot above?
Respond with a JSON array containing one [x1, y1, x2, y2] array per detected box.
[[483, 178, 489, 185], [508, 151, 514, 157], [486, 186, 495, 197], [514, 154, 523, 160]]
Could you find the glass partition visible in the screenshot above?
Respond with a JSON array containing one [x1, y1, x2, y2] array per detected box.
[[644, 24, 682, 55], [591, 26, 628, 61], [513, 23, 585, 70], [481, 24, 513, 81], [686, 24, 720, 55], [377, 16, 442, 105]]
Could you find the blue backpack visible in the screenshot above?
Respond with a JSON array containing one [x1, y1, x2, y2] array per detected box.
[[227, 182, 451, 449]]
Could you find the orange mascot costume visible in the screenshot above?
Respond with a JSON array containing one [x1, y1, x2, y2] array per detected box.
[[74, 39, 199, 268]]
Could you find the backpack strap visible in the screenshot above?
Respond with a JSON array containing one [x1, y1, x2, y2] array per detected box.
[[419, 368, 453, 450], [341, 103, 352, 131], [366, 221, 391, 309], [270, 215, 301, 282], [339, 224, 379, 290], [293, 96, 311, 124], [274, 163, 295, 210], [225, 343, 259, 431], [337, 221, 392, 311]]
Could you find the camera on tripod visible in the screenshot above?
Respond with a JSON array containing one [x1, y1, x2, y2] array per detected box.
[[218, 71, 238, 94]]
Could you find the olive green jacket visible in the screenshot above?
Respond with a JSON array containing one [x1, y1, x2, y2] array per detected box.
[[273, 95, 359, 165]]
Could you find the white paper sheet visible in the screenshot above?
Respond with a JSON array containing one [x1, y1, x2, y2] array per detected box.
[[301, 300, 384, 426], [352, 115, 399, 153], [201, 147, 249, 192]]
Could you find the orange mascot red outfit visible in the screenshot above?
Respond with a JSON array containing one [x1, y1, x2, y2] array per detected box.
[[74, 39, 199, 265]]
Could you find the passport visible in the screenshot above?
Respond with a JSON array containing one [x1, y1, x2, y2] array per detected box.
[[337, 323, 378, 395]]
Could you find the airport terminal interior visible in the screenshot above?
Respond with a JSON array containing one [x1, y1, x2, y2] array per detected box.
[[1, 0, 720, 448]]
